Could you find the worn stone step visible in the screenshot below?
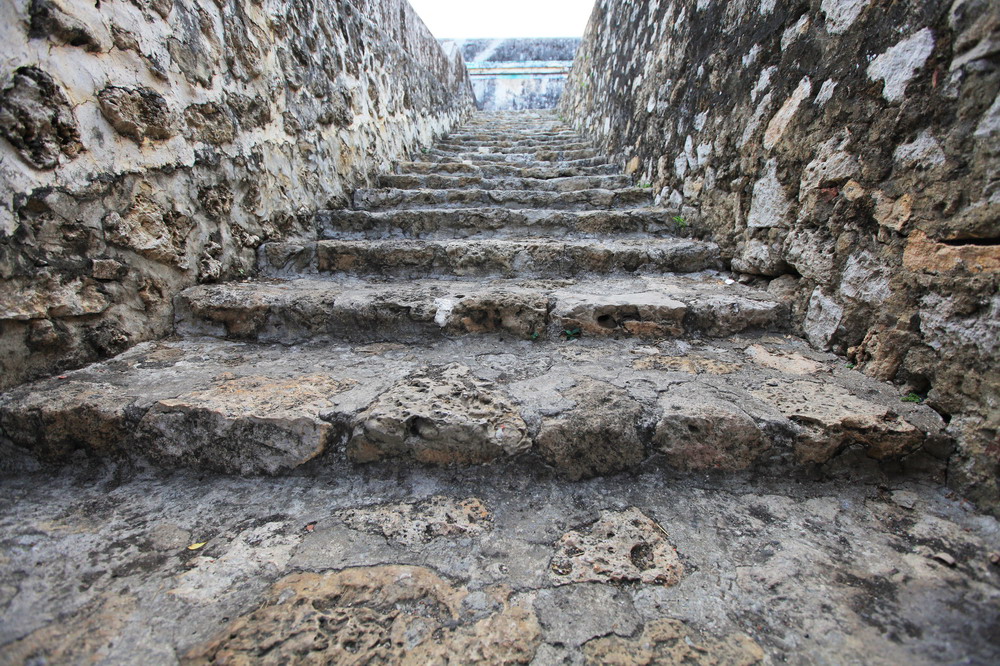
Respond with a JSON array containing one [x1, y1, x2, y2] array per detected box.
[[313, 206, 686, 239], [258, 238, 721, 278], [433, 141, 594, 154], [0, 335, 947, 476], [420, 151, 608, 167], [352, 187, 654, 211], [173, 275, 788, 347], [315, 207, 684, 239], [377, 173, 635, 192], [394, 161, 620, 177], [438, 138, 589, 150]]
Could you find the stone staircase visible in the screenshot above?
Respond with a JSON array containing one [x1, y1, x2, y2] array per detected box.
[[0, 111, 947, 478]]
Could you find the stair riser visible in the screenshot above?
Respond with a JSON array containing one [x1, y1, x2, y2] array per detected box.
[[315, 209, 686, 240], [421, 151, 605, 165], [258, 241, 721, 279], [377, 174, 634, 192], [394, 162, 621, 177], [351, 188, 654, 212], [0, 334, 943, 476], [174, 287, 787, 346], [434, 141, 592, 153]]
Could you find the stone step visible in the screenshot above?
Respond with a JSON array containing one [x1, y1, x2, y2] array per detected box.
[[173, 275, 788, 345], [0, 335, 946, 476], [433, 141, 594, 154], [419, 151, 608, 166], [351, 187, 654, 211], [258, 237, 721, 278], [315, 207, 686, 239], [377, 173, 635, 192], [439, 137, 589, 149], [394, 161, 620, 177]]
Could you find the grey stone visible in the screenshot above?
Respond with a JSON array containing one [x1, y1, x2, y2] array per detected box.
[[534, 584, 641, 647]]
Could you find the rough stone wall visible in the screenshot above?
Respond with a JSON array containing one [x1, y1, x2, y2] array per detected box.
[[0, 0, 473, 390], [561, 0, 1000, 512]]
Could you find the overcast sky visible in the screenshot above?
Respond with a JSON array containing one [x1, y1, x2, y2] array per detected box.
[[407, 0, 596, 39]]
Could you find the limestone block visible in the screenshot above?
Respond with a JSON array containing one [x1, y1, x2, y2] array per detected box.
[[751, 379, 923, 462], [549, 507, 684, 586], [0, 67, 82, 170], [347, 364, 530, 465], [139, 373, 354, 474], [536, 378, 647, 480], [803, 287, 844, 349], [867, 28, 935, 103], [654, 385, 770, 470], [98, 86, 176, 143]]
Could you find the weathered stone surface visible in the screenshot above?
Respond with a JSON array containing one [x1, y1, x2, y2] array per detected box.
[[549, 507, 684, 586], [561, 0, 1000, 513], [184, 566, 542, 664], [0, 66, 82, 169], [175, 275, 786, 344], [139, 373, 354, 474], [339, 496, 492, 545], [534, 584, 641, 647], [536, 379, 648, 480], [0, 0, 474, 390], [752, 380, 923, 463], [98, 86, 175, 143], [583, 618, 765, 665], [264, 237, 720, 279], [654, 386, 771, 471], [28, 0, 111, 52], [348, 364, 530, 465]]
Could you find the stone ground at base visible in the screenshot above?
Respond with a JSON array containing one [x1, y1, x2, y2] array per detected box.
[[0, 462, 997, 665]]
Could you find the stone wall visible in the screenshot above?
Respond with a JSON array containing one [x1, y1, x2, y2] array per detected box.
[[562, 0, 1000, 512], [0, 0, 473, 390]]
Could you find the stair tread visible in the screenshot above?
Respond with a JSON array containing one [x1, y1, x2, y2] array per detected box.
[[352, 187, 654, 211], [316, 207, 687, 239], [0, 334, 945, 476], [395, 161, 620, 176], [377, 174, 634, 191], [174, 273, 789, 344]]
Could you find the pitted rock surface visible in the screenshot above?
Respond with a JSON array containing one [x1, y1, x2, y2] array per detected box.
[[549, 508, 684, 587], [183, 566, 542, 665], [339, 496, 493, 545], [347, 364, 530, 465], [536, 379, 649, 480]]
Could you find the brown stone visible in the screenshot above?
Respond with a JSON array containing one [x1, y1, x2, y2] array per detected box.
[[550, 507, 684, 586], [903, 230, 1000, 274], [183, 566, 542, 664]]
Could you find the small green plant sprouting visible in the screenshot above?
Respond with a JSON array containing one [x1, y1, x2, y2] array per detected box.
[[531, 331, 540, 340], [563, 327, 581, 341], [672, 215, 688, 228], [638, 181, 653, 189], [846, 362, 856, 370], [901, 393, 923, 403]]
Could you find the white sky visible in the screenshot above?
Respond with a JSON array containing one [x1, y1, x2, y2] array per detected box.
[[407, 0, 596, 39]]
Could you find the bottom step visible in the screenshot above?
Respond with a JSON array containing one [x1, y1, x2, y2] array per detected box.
[[0, 335, 947, 478]]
